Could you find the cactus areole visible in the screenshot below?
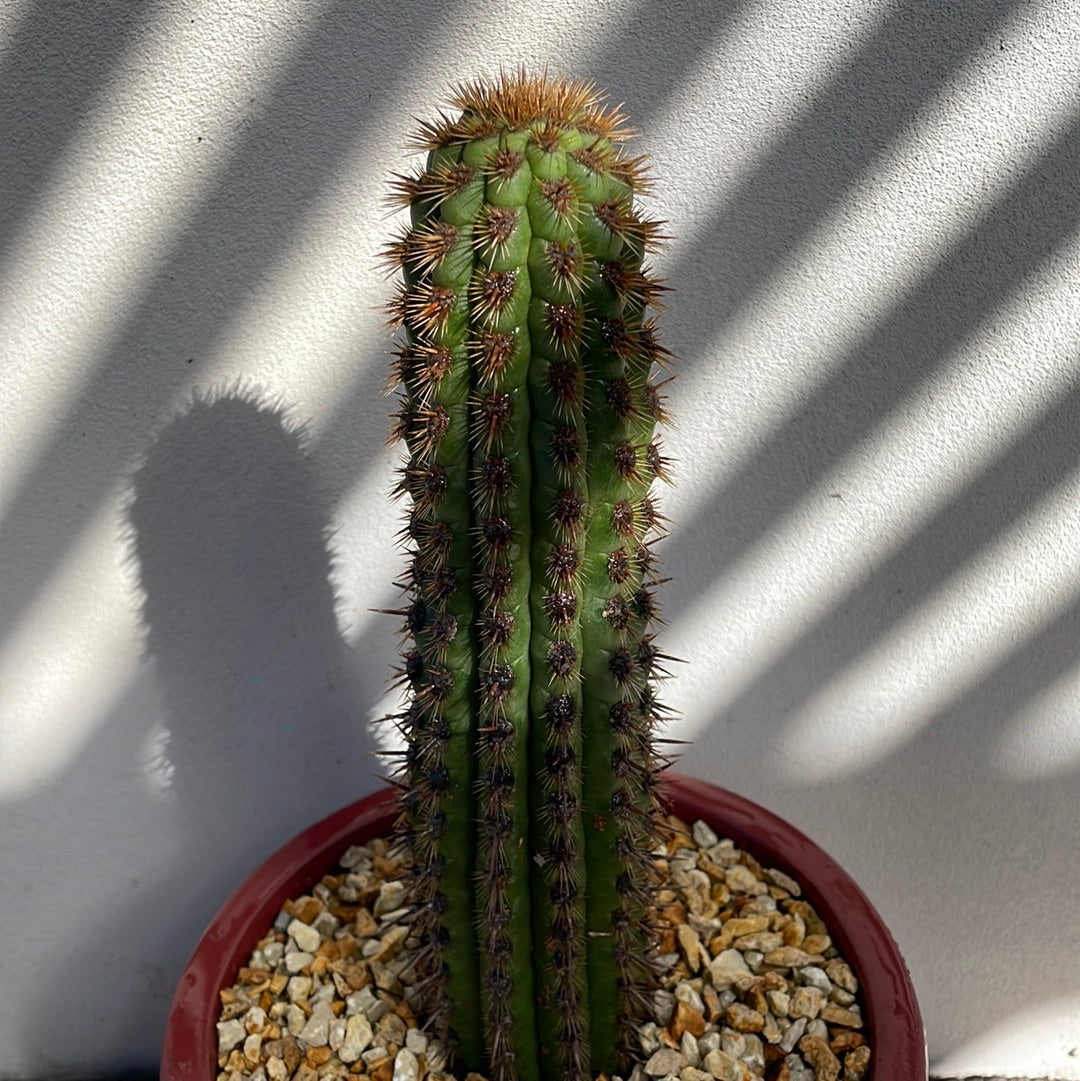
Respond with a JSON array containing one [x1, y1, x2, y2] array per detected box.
[[384, 70, 675, 1081]]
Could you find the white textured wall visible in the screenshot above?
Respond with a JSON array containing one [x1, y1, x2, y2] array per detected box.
[[2, 1, 1079, 1077]]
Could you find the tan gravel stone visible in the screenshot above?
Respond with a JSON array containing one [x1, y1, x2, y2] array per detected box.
[[786, 901, 827, 937], [740, 984, 769, 1017], [780, 914, 806, 947], [669, 999, 706, 1039], [828, 1027, 865, 1054], [265, 1057, 287, 1081], [242, 1034, 262, 1066], [288, 898, 324, 925], [723, 916, 769, 938], [762, 947, 825, 968], [797, 1034, 840, 1081], [701, 984, 724, 1023], [819, 1003, 862, 1028], [677, 923, 703, 972], [843, 1044, 871, 1080], [789, 986, 824, 1019], [353, 908, 379, 937], [823, 959, 856, 993], [765, 867, 802, 896], [761, 1009, 782, 1045], [724, 1002, 764, 1033], [701, 1047, 750, 1080], [733, 931, 783, 953], [766, 989, 791, 1017], [723, 865, 758, 893], [370, 925, 409, 964]]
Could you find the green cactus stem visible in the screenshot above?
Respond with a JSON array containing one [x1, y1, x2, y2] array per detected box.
[[384, 69, 675, 1081]]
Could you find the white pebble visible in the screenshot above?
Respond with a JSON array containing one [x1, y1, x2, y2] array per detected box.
[[216, 1019, 245, 1054], [392, 1047, 419, 1081], [298, 1001, 332, 1046], [692, 820, 719, 848], [373, 880, 406, 916], [652, 988, 675, 1024], [679, 1030, 701, 1069], [243, 1006, 267, 1034], [778, 1016, 806, 1053], [767, 989, 791, 1017], [720, 1033, 746, 1059], [707, 948, 749, 989], [644, 1048, 684, 1076], [724, 865, 758, 893], [285, 1004, 306, 1037], [338, 844, 368, 869], [329, 1016, 346, 1052], [697, 1031, 720, 1054], [797, 965, 832, 994], [784, 1054, 815, 1081], [313, 912, 340, 938], [284, 950, 313, 974], [673, 983, 704, 1013], [638, 1021, 663, 1055], [338, 1014, 374, 1064], [287, 918, 321, 954]]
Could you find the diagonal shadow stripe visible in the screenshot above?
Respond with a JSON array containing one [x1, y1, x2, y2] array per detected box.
[[666, 0, 1030, 371], [0, 0, 468, 658], [664, 108, 1080, 618], [585, 0, 749, 128], [708, 368, 1080, 737], [921, 584, 1080, 766], [0, 0, 164, 258]]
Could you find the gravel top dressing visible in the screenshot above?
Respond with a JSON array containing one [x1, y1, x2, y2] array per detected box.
[[215, 816, 872, 1081]]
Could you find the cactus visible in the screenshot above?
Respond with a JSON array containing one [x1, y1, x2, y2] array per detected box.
[[383, 69, 675, 1081]]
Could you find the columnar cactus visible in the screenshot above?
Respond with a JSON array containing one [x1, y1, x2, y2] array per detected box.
[[383, 70, 675, 1081]]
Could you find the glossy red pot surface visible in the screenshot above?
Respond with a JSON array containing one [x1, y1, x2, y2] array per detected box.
[[161, 773, 926, 1080]]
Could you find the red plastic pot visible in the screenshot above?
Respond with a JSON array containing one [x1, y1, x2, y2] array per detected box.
[[161, 773, 926, 1080]]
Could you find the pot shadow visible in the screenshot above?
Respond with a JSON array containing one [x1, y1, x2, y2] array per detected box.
[[17, 392, 383, 1070]]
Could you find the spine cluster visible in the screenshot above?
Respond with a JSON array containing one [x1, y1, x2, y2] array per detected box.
[[383, 70, 675, 1081]]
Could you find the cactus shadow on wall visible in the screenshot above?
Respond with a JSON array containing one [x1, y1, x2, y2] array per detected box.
[[0, 0, 469, 669], [126, 391, 375, 838], [0, 0, 158, 261], [17, 391, 380, 1067]]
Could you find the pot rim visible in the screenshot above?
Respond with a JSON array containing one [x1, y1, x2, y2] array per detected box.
[[161, 772, 927, 1080]]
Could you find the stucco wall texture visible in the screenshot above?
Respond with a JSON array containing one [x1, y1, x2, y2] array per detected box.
[[2, 1, 1079, 1077]]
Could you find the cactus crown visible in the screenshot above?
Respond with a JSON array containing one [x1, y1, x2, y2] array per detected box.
[[384, 69, 675, 1081]]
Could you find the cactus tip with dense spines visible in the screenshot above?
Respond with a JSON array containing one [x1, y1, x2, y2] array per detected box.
[[383, 68, 675, 1081]]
